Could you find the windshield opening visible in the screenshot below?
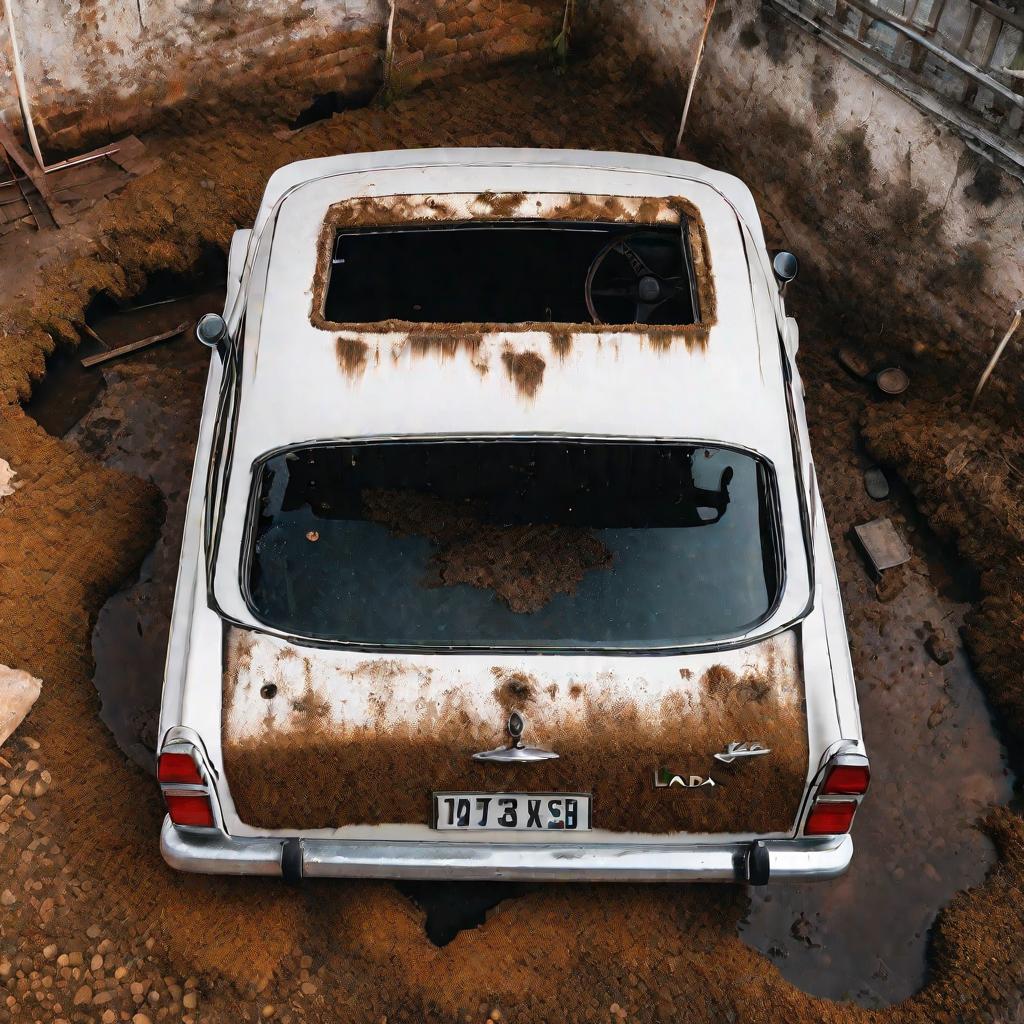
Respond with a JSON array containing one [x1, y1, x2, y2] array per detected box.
[[246, 439, 781, 649], [322, 222, 699, 326]]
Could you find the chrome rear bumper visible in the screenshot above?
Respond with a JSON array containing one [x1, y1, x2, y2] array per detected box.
[[160, 818, 852, 882]]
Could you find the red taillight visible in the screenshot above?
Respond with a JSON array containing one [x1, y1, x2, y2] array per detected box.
[[158, 752, 203, 786], [164, 792, 215, 828], [805, 799, 858, 835], [821, 764, 871, 795]]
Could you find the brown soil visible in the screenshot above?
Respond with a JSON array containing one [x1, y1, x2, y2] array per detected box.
[[362, 487, 612, 612], [224, 659, 808, 834], [1, 55, 1023, 1024], [862, 399, 1024, 761]]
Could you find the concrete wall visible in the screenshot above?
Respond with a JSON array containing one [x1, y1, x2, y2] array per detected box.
[[588, 0, 1024, 379]]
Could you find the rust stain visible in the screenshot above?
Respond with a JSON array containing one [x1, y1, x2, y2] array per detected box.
[[501, 348, 545, 398], [309, 192, 717, 350], [336, 336, 369, 376]]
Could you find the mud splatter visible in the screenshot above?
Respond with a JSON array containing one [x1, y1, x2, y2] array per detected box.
[[491, 668, 538, 712], [361, 487, 613, 613], [224, 682, 808, 834]]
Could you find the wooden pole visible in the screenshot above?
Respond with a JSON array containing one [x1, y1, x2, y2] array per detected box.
[[673, 0, 718, 154]]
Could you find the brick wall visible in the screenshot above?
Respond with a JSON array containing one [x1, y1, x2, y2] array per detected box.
[[392, 0, 564, 91], [0, 0, 565, 155]]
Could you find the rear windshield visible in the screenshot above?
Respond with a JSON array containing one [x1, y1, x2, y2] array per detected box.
[[246, 440, 780, 649], [323, 222, 699, 326]]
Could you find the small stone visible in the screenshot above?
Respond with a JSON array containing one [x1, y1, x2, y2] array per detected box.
[[300, 981, 317, 995], [102, 1011, 116, 1023], [86, 926, 102, 940], [0, 890, 15, 907], [863, 466, 889, 500], [133, 1015, 153, 1024], [73, 985, 92, 1005], [42, 945, 57, 960], [261, 1006, 275, 1019], [925, 629, 955, 666], [90, 955, 103, 972], [183, 992, 197, 1010], [837, 345, 871, 380]]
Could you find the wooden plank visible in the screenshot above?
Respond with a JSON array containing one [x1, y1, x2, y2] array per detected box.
[[81, 321, 189, 367], [0, 122, 71, 227]]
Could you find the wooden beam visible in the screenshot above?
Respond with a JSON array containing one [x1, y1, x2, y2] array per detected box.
[[81, 322, 189, 367], [0, 122, 72, 227]]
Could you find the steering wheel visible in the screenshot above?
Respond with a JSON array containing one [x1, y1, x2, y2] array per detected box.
[[584, 231, 690, 325]]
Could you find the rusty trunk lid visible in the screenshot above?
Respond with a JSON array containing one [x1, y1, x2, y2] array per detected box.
[[221, 627, 809, 836]]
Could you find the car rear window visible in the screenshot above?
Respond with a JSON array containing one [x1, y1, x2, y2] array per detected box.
[[246, 439, 780, 649]]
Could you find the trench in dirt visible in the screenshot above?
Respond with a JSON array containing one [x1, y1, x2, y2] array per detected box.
[[23, 280, 1015, 1005]]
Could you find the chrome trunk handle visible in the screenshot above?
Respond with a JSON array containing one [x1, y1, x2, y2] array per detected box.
[[472, 711, 559, 763]]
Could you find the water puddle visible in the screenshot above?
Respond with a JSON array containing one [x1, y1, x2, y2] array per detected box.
[[738, 436, 1015, 1006], [25, 333, 108, 437], [33, 283, 226, 769]]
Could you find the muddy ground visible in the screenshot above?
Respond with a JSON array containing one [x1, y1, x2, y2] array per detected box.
[[1, 60, 1023, 1024]]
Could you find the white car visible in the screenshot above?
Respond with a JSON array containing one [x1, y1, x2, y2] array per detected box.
[[157, 148, 868, 883]]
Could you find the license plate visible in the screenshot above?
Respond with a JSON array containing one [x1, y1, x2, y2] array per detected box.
[[432, 793, 592, 831]]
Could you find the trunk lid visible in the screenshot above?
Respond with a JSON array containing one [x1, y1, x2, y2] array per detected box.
[[221, 627, 809, 836]]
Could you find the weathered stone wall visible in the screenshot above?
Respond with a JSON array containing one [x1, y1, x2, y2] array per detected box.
[[0, 0, 388, 153], [0, 0, 563, 155], [586, 0, 1024, 378]]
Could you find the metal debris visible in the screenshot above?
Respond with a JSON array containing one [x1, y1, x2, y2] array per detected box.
[[876, 367, 910, 396], [854, 517, 912, 574]]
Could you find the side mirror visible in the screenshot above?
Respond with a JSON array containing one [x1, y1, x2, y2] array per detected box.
[[772, 251, 799, 294], [196, 313, 228, 356]]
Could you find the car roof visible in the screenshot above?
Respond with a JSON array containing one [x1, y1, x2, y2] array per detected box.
[[212, 151, 812, 649], [233, 149, 791, 465]]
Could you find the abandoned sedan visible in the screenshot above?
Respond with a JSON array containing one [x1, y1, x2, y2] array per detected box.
[[157, 148, 869, 883]]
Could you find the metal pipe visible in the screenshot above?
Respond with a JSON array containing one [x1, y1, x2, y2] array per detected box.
[[2, 0, 117, 172]]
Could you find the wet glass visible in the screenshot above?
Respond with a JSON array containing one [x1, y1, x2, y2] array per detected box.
[[246, 439, 780, 648]]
